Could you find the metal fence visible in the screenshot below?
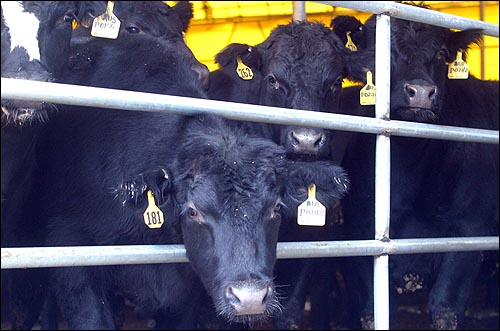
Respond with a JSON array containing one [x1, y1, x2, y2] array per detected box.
[[1, 1, 499, 330]]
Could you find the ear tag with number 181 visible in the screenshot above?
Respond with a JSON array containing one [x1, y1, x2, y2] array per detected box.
[[143, 190, 164, 229], [297, 184, 326, 226]]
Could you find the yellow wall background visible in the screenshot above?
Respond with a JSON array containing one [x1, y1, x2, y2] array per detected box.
[[182, 1, 499, 81]]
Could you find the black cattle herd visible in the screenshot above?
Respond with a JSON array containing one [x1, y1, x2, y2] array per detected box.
[[1, 1, 498, 330]]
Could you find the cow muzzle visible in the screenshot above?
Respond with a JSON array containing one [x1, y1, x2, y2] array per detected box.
[[224, 280, 273, 315]]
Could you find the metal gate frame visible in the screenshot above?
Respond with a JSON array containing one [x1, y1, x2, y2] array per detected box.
[[1, 1, 499, 329]]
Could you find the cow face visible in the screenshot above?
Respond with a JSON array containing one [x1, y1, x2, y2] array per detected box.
[[1, 2, 95, 125], [68, 1, 209, 90], [172, 115, 287, 323], [359, 10, 482, 123], [211, 21, 373, 160]]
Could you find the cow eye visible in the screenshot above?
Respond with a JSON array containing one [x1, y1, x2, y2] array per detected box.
[[437, 47, 449, 61], [64, 13, 74, 23], [271, 200, 284, 220], [189, 208, 198, 218], [126, 26, 141, 34], [267, 74, 280, 90], [187, 207, 204, 224]]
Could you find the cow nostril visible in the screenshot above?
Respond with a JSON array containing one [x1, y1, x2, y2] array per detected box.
[[404, 84, 417, 98], [428, 86, 437, 100], [225, 285, 240, 305], [288, 131, 300, 147], [314, 133, 326, 148]]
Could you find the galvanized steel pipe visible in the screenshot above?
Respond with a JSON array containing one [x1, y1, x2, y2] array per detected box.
[[2, 79, 498, 144], [315, 0, 499, 37]]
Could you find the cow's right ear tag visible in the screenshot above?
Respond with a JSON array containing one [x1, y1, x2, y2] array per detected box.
[[143, 190, 164, 229], [360, 71, 376, 105], [345, 31, 358, 52], [448, 49, 469, 79], [297, 184, 326, 227], [236, 56, 254, 80], [91, 1, 121, 39]]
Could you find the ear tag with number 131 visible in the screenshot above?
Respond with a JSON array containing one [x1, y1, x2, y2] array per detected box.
[[297, 184, 326, 226], [143, 190, 164, 229]]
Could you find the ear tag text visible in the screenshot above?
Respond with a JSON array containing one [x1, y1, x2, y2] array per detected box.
[[345, 31, 358, 52], [297, 184, 326, 226], [91, 1, 121, 39], [360, 71, 376, 105], [236, 56, 254, 80], [143, 190, 164, 229], [448, 49, 469, 79]]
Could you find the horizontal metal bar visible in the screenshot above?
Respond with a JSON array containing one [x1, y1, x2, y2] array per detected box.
[[315, 1, 499, 37], [2, 78, 498, 144], [2, 237, 498, 269]]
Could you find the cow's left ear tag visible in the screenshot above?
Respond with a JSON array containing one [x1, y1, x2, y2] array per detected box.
[[236, 56, 254, 80], [360, 71, 376, 105], [345, 31, 358, 52], [91, 1, 121, 39], [297, 184, 326, 227], [143, 190, 164, 229], [448, 49, 469, 79]]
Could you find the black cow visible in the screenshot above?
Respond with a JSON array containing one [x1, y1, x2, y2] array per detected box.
[[3, 2, 352, 330], [206, 21, 373, 330], [1, 2, 97, 329], [331, 6, 499, 330]]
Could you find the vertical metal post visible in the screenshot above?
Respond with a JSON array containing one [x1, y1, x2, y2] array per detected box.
[[292, 1, 306, 22], [480, 1, 486, 80], [374, 13, 392, 330]]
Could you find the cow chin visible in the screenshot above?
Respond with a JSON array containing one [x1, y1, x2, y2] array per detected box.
[[396, 107, 438, 123]]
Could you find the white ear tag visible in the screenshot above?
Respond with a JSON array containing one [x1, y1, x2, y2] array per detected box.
[[297, 184, 326, 226]]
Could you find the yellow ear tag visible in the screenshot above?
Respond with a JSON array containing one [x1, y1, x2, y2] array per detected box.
[[236, 56, 254, 80], [91, 1, 121, 39], [345, 31, 358, 52], [143, 190, 164, 229], [360, 71, 376, 105], [72, 19, 79, 30], [448, 49, 469, 79], [297, 184, 326, 226]]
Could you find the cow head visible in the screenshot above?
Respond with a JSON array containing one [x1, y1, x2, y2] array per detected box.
[[1, 1, 100, 126], [68, 1, 209, 91], [210, 21, 373, 161], [332, 6, 483, 123], [172, 115, 288, 323]]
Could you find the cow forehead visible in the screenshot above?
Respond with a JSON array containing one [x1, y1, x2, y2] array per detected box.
[[115, 2, 183, 35], [392, 20, 447, 61]]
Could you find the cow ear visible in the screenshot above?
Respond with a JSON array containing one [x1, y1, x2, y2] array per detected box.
[[344, 48, 376, 84], [284, 161, 350, 204], [446, 29, 483, 62], [330, 15, 366, 50], [171, 1, 194, 32], [215, 43, 262, 73]]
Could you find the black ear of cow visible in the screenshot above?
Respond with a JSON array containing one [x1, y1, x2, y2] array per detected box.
[[446, 29, 483, 62], [172, 1, 194, 32], [215, 43, 262, 72], [330, 15, 366, 47], [284, 161, 350, 206]]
